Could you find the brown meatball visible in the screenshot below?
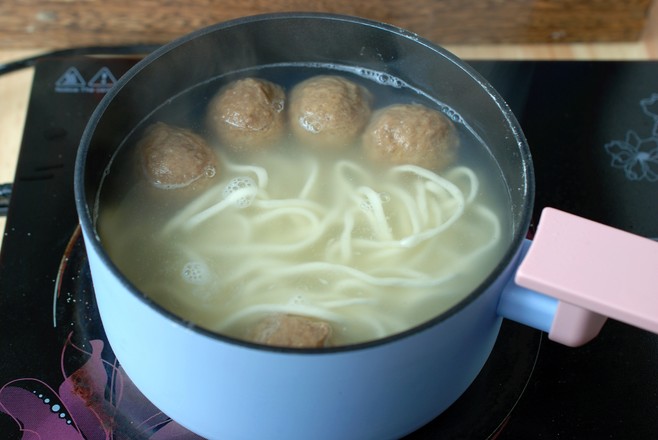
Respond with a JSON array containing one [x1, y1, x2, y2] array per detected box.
[[206, 78, 286, 152], [138, 122, 218, 191], [247, 314, 333, 348], [362, 103, 459, 170], [288, 75, 373, 149]]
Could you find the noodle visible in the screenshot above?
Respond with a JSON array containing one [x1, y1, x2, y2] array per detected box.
[[145, 147, 503, 344]]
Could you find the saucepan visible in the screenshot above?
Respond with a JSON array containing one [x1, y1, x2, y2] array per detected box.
[[74, 13, 658, 440]]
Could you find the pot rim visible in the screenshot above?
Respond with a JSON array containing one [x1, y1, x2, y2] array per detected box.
[[74, 11, 535, 355]]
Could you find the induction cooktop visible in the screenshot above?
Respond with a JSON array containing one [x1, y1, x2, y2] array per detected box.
[[1, 56, 657, 439]]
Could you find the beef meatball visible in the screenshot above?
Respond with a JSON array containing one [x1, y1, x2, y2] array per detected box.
[[362, 103, 459, 170], [247, 314, 333, 348], [288, 75, 373, 149], [206, 77, 286, 152], [138, 122, 218, 191]]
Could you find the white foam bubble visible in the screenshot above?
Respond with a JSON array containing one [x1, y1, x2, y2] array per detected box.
[[359, 200, 373, 212], [204, 165, 217, 178], [222, 176, 257, 208], [181, 260, 211, 285], [299, 116, 320, 133], [272, 99, 285, 113]]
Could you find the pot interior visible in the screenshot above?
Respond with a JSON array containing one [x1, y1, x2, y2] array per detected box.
[[76, 13, 534, 347]]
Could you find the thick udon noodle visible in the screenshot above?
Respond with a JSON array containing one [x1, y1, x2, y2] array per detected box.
[[129, 145, 503, 345]]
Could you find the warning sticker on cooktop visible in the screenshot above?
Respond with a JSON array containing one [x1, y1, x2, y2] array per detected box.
[[54, 66, 117, 94]]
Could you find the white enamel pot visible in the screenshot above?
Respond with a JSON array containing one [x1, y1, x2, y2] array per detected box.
[[74, 13, 658, 440]]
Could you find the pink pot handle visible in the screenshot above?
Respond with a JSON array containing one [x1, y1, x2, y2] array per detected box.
[[515, 208, 658, 347]]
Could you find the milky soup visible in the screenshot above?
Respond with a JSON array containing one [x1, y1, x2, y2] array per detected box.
[[96, 64, 512, 347]]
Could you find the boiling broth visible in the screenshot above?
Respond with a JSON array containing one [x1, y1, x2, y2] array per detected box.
[[97, 64, 512, 346]]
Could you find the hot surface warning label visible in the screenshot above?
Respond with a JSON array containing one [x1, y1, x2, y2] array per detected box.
[[55, 66, 118, 93]]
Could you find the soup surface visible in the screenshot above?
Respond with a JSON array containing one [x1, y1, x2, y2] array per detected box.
[[97, 64, 512, 347]]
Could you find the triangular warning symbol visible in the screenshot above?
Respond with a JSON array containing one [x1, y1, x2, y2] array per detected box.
[[55, 67, 86, 88], [87, 67, 117, 88]]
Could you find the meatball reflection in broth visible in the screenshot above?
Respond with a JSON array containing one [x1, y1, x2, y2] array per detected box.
[[206, 77, 286, 152], [288, 75, 373, 149], [138, 122, 218, 192], [362, 103, 459, 170]]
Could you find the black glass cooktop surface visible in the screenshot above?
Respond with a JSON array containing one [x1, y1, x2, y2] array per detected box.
[[1, 56, 657, 439]]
